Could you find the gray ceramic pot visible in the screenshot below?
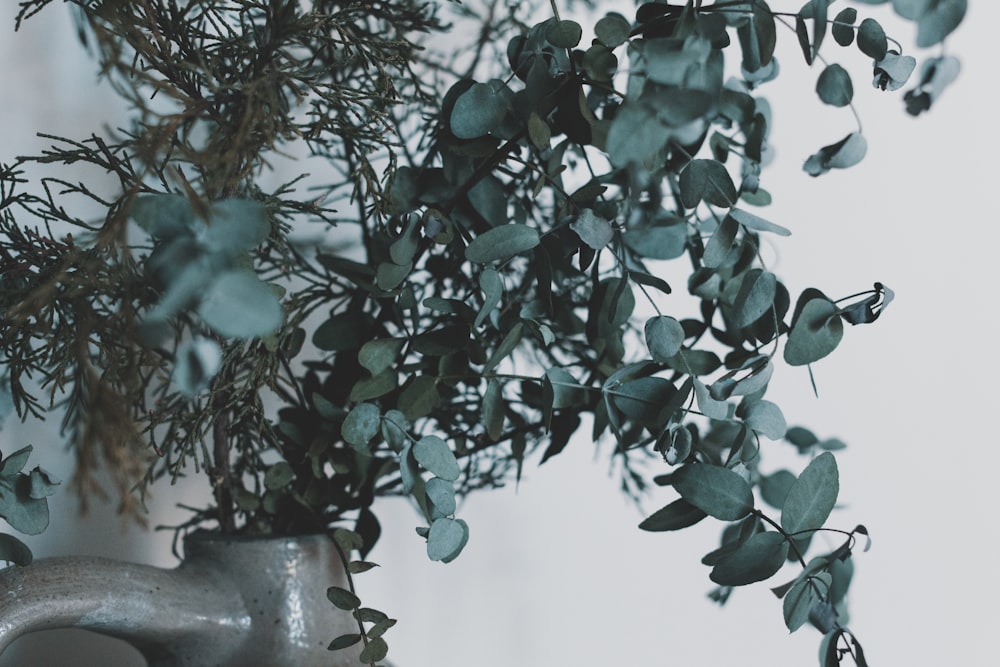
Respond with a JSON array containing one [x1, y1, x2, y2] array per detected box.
[[0, 531, 371, 666]]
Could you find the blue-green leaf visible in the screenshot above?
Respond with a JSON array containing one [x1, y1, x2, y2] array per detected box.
[[783, 298, 844, 366], [0, 533, 33, 566], [451, 81, 510, 139], [358, 338, 405, 376], [427, 517, 469, 562], [465, 224, 540, 264], [732, 269, 777, 328], [857, 18, 888, 60], [172, 338, 223, 397], [781, 452, 840, 536], [342, 403, 381, 448], [594, 12, 631, 48], [203, 199, 270, 257], [673, 463, 754, 521], [816, 64, 853, 107], [130, 194, 195, 240], [710, 531, 789, 585], [645, 316, 685, 363], [546, 19, 582, 48], [745, 399, 787, 440], [571, 209, 614, 249], [729, 208, 791, 236], [413, 436, 460, 481], [639, 498, 707, 531], [679, 159, 738, 209], [426, 476, 457, 518], [804, 132, 867, 176], [197, 271, 283, 338]]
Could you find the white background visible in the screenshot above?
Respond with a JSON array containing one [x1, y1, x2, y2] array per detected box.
[[1, 2, 996, 666]]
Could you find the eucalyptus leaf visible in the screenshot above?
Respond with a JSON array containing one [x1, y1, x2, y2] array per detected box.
[[413, 436, 461, 481], [426, 476, 457, 517], [679, 159, 738, 209], [475, 268, 503, 328], [639, 498, 707, 532], [784, 572, 832, 632], [781, 452, 840, 536], [0, 533, 33, 566], [427, 517, 469, 562], [571, 209, 614, 250], [732, 269, 777, 328], [645, 316, 685, 363], [465, 224, 540, 263], [172, 338, 223, 397], [728, 208, 791, 236], [857, 18, 888, 60], [594, 12, 630, 48], [745, 399, 787, 440], [710, 531, 789, 586], [203, 198, 270, 257], [451, 80, 510, 139], [832, 8, 858, 46], [816, 64, 853, 107], [358, 338, 405, 376], [130, 194, 195, 240], [804, 132, 868, 176], [673, 463, 754, 521], [342, 403, 381, 448], [197, 270, 283, 339], [784, 298, 844, 366]]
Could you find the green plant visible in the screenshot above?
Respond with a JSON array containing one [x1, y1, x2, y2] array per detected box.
[[0, 1, 964, 665]]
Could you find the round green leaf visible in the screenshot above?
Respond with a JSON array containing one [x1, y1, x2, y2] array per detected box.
[[130, 194, 195, 240], [197, 270, 283, 339], [450, 81, 510, 139], [784, 572, 832, 633], [342, 403, 381, 448], [645, 316, 685, 363], [732, 269, 777, 328], [595, 12, 631, 48], [816, 64, 854, 107], [914, 0, 966, 47], [413, 435, 460, 481], [781, 451, 840, 535], [783, 298, 844, 366], [570, 209, 614, 250], [745, 399, 787, 440], [673, 463, 754, 521], [623, 223, 688, 260], [465, 224, 540, 264], [204, 198, 270, 257], [546, 19, 582, 48], [399, 375, 440, 420], [172, 338, 222, 397], [427, 517, 469, 562], [610, 377, 677, 429], [359, 637, 388, 663], [710, 531, 789, 586], [264, 461, 295, 490], [358, 338, 405, 376], [679, 159, 738, 209], [426, 476, 457, 517], [857, 18, 887, 59], [832, 8, 858, 46]]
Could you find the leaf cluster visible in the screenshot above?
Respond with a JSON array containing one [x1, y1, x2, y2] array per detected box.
[[0, 1, 964, 664]]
